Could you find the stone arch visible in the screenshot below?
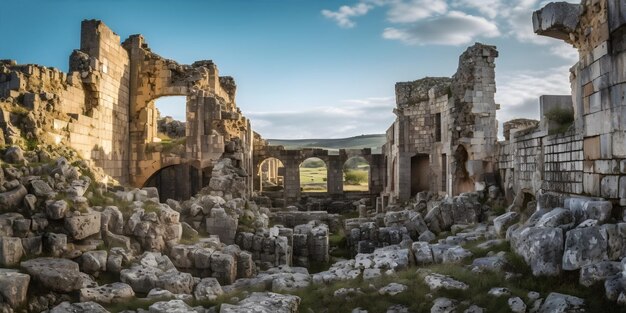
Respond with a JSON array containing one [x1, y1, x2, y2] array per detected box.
[[143, 162, 188, 201], [299, 157, 328, 193], [257, 157, 285, 192], [343, 156, 370, 192]]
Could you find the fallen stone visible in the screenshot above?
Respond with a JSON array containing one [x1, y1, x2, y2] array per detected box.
[[194, 277, 223, 301], [50, 301, 109, 313], [0, 270, 29, 308], [79, 282, 135, 304], [430, 297, 457, 313], [424, 273, 468, 291], [21, 257, 83, 293], [378, 283, 408, 296], [562, 226, 608, 271], [538, 292, 585, 313]]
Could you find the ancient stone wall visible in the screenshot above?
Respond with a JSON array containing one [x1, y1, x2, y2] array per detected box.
[[382, 43, 499, 203], [253, 144, 384, 205], [0, 20, 254, 200], [492, 0, 626, 205]]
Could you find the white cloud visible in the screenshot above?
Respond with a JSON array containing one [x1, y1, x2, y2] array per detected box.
[[451, 0, 503, 19], [496, 66, 571, 123], [386, 0, 448, 23], [321, 3, 373, 28], [247, 97, 395, 139], [382, 11, 500, 45], [549, 43, 579, 62]]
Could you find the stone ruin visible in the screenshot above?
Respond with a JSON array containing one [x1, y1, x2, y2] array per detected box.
[[1, 19, 254, 203]]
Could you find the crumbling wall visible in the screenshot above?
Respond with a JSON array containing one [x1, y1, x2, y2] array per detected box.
[[496, 0, 626, 204], [382, 43, 499, 202], [1, 19, 255, 200]]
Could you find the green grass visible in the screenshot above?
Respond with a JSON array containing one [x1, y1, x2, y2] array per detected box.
[[299, 166, 327, 192], [343, 169, 368, 192]]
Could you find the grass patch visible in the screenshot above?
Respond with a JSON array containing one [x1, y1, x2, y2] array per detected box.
[[299, 166, 327, 192], [545, 107, 574, 135]]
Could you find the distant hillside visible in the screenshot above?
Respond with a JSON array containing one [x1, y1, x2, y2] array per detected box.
[[267, 134, 386, 152]]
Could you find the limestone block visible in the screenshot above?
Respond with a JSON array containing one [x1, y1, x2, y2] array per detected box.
[[0, 270, 29, 308], [21, 257, 84, 293], [601, 176, 619, 198], [79, 282, 135, 304], [64, 211, 101, 240], [43, 232, 67, 257], [562, 226, 608, 270], [512, 227, 563, 276], [0, 237, 23, 267]]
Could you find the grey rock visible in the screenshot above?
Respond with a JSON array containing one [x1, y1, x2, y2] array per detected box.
[[0, 184, 27, 211], [430, 297, 457, 313], [508, 297, 527, 313], [562, 226, 608, 270], [579, 261, 621, 287], [538, 293, 585, 313], [194, 277, 223, 301], [0, 237, 23, 266], [21, 257, 83, 293], [424, 273, 468, 291], [46, 200, 69, 220], [50, 301, 109, 313], [378, 283, 408, 296], [79, 282, 135, 304], [0, 270, 29, 308], [219, 292, 300, 313], [512, 227, 563, 276], [64, 211, 101, 240], [493, 212, 519, 237]]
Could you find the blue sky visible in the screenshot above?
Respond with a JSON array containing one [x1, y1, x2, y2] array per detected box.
[[1, 0, 578, 139]]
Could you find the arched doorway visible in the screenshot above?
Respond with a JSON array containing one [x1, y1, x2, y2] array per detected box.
[[299, 157, 327, 193], [258, 157, 285, 192], [343, 156, 369, 192], [453, 145, 473, 195]]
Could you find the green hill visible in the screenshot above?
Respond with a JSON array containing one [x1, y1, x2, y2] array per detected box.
[[267, 134, 386, 152]]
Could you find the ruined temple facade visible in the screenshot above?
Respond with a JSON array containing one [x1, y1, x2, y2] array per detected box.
[[0, 20, 253, 200], [382, 43, 499, 203]]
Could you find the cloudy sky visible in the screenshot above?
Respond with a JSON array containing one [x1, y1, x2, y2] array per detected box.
[[1, 0, 578, 139]]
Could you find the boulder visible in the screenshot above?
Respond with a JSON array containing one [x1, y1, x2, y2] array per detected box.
[[78, 250, 107, 274], [412, 242, 434, 264], [64, 211, 101, 240], [30, 180, 55, 198], [536, 208, 574, 229], [493, 212, 519, 237], [0, 184, 27, 211], [424, 273, 469, 291], [21, 257, 84, 293], [219, 292, 300, 313], [0, 237, 23, 266], [3, 146, 24, 164], [441, 246, 472, 264], [512, 227, 563, 276], [79, 282, 135, 304], [50, 301, 109, 313], [0, 270, 29, 308], [430, 297, 457, 313], [46, 200, 69, 220], [194, 277, 224, 301], [508, 297, 526, 313], [562, 226, 608, 270], [378, 283, 408, 296], [157, 271, 195, 294], [538, 293, 585, 313], [149, 300, 199, 313], [579, 261, 621, 287]]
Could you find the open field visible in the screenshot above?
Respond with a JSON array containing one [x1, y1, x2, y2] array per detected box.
[[269, 134, 385, 152]]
